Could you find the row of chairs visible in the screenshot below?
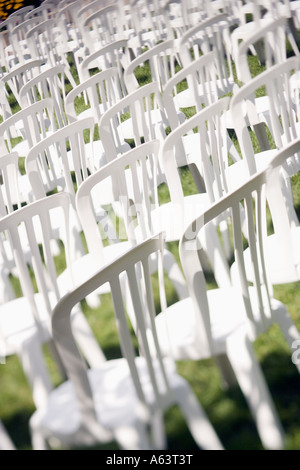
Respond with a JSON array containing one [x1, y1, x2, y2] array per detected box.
[[0, 0, 300, 450]]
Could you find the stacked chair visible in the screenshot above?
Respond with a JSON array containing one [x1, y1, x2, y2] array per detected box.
[[1, 0, 300, 451]]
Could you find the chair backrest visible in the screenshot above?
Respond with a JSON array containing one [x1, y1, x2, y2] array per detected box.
[[162, 51, 223, 129], [179, 153, 282, 353], [81, 4, 126, 53], [162, 0, 192, 39], [0, 192, 73, 334], [98, 81, 168, 167], [19, 64, 70, 126], [75, 140, 161, 263], [0, 58, 45, 111], [79, 38, 130, 91], [65, 67, 124, 123], [234, 16, 300, 83], [124, 38, 180, 93], [230, 56, 300, 175], [25, 117, 95, 206], [6, 5, 35, 26], [56, 0, 83, 47], [51, 231, 171, 437], [178, 13, 235, 91], [24, 2, 57, 21], [0, 97, 57, 156], [76, 0, 113, 31], [0, 151, 30, 215], [129, 0, 166, 45], [25, 18, 63, 67], [161, 96, 234, 207], [9, 17, 41, 61]]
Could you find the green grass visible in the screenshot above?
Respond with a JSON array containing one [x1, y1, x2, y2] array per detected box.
[[1, 45, 300, 451]]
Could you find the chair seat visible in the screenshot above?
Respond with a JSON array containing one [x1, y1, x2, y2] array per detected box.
[[118, 108, 185, 142], [0, 292, 56, 356], [174, 79, 236, 110], [154, 287, 286, 361], [29, 355, 179, 441], [225, 95, 274, 129], [57, 241, 133, 298], [237, 227, 300, 285], [150, 193, 210, 242]]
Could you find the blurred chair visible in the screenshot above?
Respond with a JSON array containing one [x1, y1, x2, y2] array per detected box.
[[25, 19, 76, 88], [9, 17, 41, 65], [98, 81, 171, 179], [178, 12, 235, 96], [75, 140, 190, 303], [230, 56, 300, 241], [124, 38, 180, 94], [19, 64, 73, 127], [232, 15, 299, 84], [78, 38, 130, 93], [65, 67, 124, 123], [155, 152, 300, 449], [0, 192, 106, 409], [0, 97, 58, 158], [29, 232, 223, 450], [162, 50, 239, 132], [0, 59, 46, 117]]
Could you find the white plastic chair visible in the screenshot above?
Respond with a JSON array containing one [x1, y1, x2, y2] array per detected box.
[[162, 0, 193, 41], [0, 192, 105, 409], [235, 133, 300, 287], [78, 38, 130, 93], [0, 59, 47, 117], [9, 17, 41, 65], [98, 81, 170, 176], [233, 15, 300, 84], [65, 67, 124, 124], [0, 97, 58, 158], [0, 150, 34, 216], [178, 12, 236, 96], [123, 38, 180, 94], [55, 0, 83, 61], [127, 0, 168, 56], [24, 116, 96, 209], [80, 4, 129, 57], [263, 137, 300, 283], [19, 64, 72, 127], [65, 68, 126, 170], [75, 0, 114, 43], [162, 51, 239, 130], [29, 232, 223, 450], [230, 56, 300, 237], [154, 158, 300, 449], [24, 2, 57, 22], [75, 140, 190, 303], [159, 96, 241, 249], [25, 19, 77, 89]]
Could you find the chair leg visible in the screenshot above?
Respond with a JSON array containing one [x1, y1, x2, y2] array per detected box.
[[162, 249, 188, 300], [114, 422, 152, 450], [30, 424, 50, 450], [215, 353, 238, 389], [17, 335, 53, 409], [226, 331, 285, 450], [173, 378, 224, 450], [71, 309, 107, 368], [149, 410, 167, 450]]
